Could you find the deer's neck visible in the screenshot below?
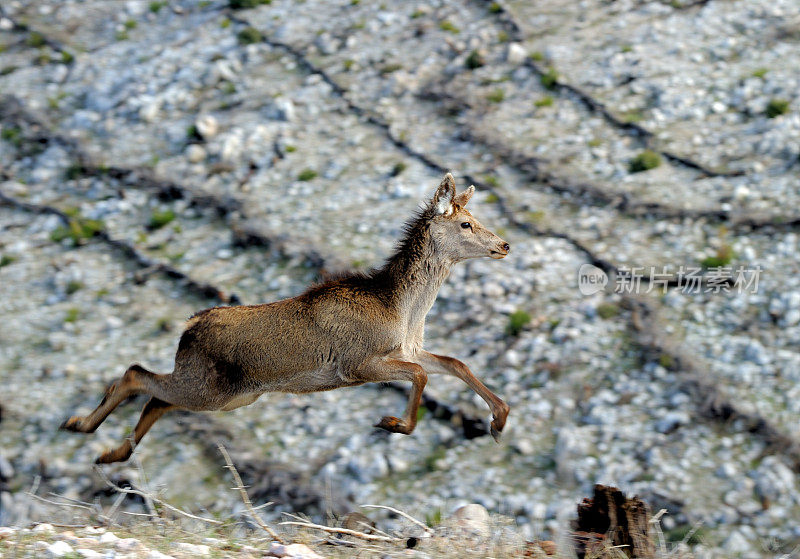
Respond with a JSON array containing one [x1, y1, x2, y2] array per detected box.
[[382, 219, 451, 324]]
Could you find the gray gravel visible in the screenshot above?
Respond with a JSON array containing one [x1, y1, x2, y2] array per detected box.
[[2, 1, 800, 557]]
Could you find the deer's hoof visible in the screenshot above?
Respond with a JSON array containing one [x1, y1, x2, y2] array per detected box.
[[60, 416, 85, 433], [375, 416, 410, 434], [95, 447, 131, 465], [490, 415, 507, 443]]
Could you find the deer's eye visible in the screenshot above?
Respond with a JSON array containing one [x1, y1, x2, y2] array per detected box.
[[461, 222, 472, 229]]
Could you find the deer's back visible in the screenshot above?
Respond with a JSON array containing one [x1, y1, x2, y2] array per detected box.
[[175, 281, 404, 392]]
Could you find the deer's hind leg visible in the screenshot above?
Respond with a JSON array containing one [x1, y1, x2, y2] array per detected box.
[[95, 397, 176, 464], [60, 364, 160, 434]]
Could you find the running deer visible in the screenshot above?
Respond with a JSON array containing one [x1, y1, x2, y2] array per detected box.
[[61, 173, 511, 463]]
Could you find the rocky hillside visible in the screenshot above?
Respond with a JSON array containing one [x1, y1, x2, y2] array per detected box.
[[1, 0, 799, 557]]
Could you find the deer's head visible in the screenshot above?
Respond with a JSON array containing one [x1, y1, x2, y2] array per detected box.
[[428, 173, 509, 262]]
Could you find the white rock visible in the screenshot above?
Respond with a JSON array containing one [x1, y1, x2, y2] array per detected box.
[[195, 114, 218, 139], [139, 100, 160, 123], [33, 523, 56, 534], [723, 530, 752, 554], [147, 551, 176, 559], [98, 531, 120, 544], [267, 542, 324, 558], [115, 537, 142, 551], [0, 526, 15, 539], [221, 134, 243, 162], [503, 349, 521, 367], [46, 541, 74, 558], [76, 549, 102, 558], [273, 97, 295, 122], [506, 43, 527, 65], [186, 144, 207, 163], [173, 542, 210, 556], [451, 503, 490, 538]]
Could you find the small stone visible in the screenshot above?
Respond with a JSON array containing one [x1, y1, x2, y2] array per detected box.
[[195, 114, 218, 139], [76, 549, 102, 559], [33, 523, 56, 534], [0, 526, 15, 539], [273, 98, 295, 122], [267, 542, 324, 558], [139, 101, 160, 123], [186, 144, 207, 163], [451, 503, 490, 538], [115, 537, 142, 551], [506, 43, 527, 65], [46, 541, 74, 558], [98, 531, 120, 544], [147, 551, 176, 559], [0, 455, 14, 479], [173, 542, 210, 556]]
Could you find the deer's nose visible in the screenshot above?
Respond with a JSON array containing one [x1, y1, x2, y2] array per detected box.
[[502, 243, 510, 252]]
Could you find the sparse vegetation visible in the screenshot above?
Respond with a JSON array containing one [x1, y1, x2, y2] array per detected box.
[[237, 26, 263, 45], [629, 150, 662, 173], [483, 175, 500, 188], [149, 1, 167, 13], [380, 63, 402, 75], [701, 243, 734, 268], [64, 307, 80, 323], [529, 51, 544, 62], [343, 58, 355, 71], [390, 162, 407, 176], [1, 127, 22, 147], [438, 20, 459, 34], [506, 309, 531, 336], [596, 302, 619, 319], [465, 49, 485, 70], [751, 67, 768, 79], [148, 209, 176, 230], [623, 109, 645, 123], [487, 88, 505, 103], [534, 95, 554, 108], [0, 254, 17, 268], [124, 19, 138, 30], [66, 280, 85, 295], [50, 216, 105, 245], [297, 168, 318, 181], [488, 2, 502, 14], [539, 67, 559, 90], [766, 98, 789, 118], [26, 32, 46, 48]]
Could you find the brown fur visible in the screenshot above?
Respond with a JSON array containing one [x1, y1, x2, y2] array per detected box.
[[61, 174, 511, 463]]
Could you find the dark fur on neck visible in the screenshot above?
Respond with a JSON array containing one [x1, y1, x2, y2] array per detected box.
[[304, 202, 442, 306]]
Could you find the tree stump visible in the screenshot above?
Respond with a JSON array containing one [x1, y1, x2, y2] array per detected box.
[[573, 484, 655, 559]]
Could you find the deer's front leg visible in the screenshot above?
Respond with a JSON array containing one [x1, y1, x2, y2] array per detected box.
[[356, 357, 427, 435], [416, 351, 509, 442]]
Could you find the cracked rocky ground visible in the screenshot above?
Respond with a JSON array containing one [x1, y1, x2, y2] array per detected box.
[[1, 1, 799, 557]]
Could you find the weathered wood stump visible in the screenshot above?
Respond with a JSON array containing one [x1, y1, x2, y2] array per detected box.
[[573, 484, 655, 559]]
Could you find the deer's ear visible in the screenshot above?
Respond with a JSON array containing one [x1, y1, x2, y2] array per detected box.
[[454, 185, 475, 207], [432, 173, 457, 216]]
